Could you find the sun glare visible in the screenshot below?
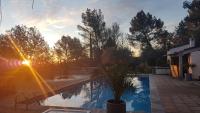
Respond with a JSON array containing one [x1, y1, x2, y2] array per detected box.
[[8, 34, 55, 98], [22, 60, 31, 66]]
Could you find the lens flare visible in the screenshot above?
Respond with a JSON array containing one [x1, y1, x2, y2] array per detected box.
[[7, 35, 55, 97], [22, 60, 30, 66]]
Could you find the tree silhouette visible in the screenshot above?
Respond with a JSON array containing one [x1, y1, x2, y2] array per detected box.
[[77, 25, 94, 60], [172, 0, 200, 47], [129, 10, 164, 50], [54, 36, 71, 63], [0, 34, 19, 59], [183, 0, 200, 43], [69, 38, 86, 61], [78, 9, 106, 62], [174, 20, 190, 45], [103, 23, 122, 49], [54, 35, 86, 63], [0, 25, 50, 63], [156, 30, 173, 50]]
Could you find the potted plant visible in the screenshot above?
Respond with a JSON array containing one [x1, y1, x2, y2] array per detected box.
[[101, 47, 135, 113]]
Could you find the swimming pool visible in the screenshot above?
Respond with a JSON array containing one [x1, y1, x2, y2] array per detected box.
[[40, 77, 151, 113]]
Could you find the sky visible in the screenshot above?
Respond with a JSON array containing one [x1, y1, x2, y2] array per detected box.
[[0, 0, 191, 47]]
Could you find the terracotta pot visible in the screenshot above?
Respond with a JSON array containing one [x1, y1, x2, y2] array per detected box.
[[107, 99, 126, 113]]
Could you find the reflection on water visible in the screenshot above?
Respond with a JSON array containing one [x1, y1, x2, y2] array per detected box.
[[40, 77, 151, 113]]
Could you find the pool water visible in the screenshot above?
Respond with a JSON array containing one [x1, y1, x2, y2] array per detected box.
[[40, 77, 151, 113]]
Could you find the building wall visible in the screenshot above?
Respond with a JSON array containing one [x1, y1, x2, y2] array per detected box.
[[152, 67, 170, 75], [191, 51, 200, 79]]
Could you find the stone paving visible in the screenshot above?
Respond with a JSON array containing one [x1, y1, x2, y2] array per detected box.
[[152, 75, 200, 113]]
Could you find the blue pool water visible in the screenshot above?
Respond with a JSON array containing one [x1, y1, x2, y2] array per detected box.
[[40, 77, 151, 113]]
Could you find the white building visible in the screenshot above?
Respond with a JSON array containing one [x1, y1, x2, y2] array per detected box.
[[167, 38, 200, 80]]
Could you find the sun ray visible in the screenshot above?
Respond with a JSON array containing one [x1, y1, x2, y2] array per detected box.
[[34, 70, 56, 95], [27, 65, 48, 97], [7, 35, 55, 97]]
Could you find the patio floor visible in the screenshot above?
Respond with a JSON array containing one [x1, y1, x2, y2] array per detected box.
[[151, 75, 200, 113]]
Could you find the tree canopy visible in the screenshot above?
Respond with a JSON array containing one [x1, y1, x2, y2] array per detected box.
[[103, 23, 122, 49], [129, 10, 164, 50], [78, 9, 106, 61], [78, 9, 126, 63], [174, 20, 190, 45], [172, 0, 200, 47], [183, 0, 200, 42], [0, 25, 50, 63], [54, 35, 86, 63]]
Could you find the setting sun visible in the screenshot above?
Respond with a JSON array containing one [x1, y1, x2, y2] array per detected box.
[[22, 60, 31, 66]]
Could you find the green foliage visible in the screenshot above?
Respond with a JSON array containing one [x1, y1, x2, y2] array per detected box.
[[101, 47, 134, 102], [104, 64, 129, 102]]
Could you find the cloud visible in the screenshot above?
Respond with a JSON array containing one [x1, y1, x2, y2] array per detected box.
[[0, 0, 190, 47], [89, 0, 99, 3]]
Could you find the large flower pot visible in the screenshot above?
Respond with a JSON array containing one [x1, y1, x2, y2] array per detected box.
[[106, 99, 126, 113]]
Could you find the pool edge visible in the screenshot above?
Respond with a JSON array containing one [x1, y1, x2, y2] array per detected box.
[[149, 75, 165, 113]]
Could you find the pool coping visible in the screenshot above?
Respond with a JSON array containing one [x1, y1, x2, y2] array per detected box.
[[149, 75, 165, 113]]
